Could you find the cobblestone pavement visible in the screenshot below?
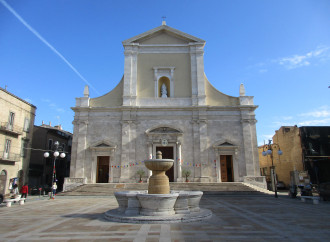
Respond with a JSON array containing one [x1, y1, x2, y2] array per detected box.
[[0, 194, 329, 241]]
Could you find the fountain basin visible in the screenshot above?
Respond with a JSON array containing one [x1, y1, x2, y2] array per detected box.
[[144, 159, 174, 172], [105, 190, 211, 223], [137, 193, 179, 216]]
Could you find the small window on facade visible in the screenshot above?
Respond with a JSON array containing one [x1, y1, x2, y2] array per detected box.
[[8, 112, 15, 130], [4, 139, 11, 159], [23, 118, 30, 132]]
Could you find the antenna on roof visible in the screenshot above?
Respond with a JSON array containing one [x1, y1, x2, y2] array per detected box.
[[162, 16, 166, 25]]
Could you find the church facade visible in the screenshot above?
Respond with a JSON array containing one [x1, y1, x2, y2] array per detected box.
[[67, 23, 263, 188]]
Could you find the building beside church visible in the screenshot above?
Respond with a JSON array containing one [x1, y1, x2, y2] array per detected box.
[[0, 87, 36, 195], [66, 23, 263, 189]]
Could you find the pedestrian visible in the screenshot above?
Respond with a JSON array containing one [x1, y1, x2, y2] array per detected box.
[[11, 184, 20, 202], [20, 183, 28, 200], [11, 184, 19, 198], [52, 182, 57, 198]]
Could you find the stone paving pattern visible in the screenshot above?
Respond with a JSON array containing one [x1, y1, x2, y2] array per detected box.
[[0, 194, 329, 241]]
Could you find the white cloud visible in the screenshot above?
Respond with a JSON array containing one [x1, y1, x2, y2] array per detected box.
[[275, 46, 330, 69], [298, 118, 330, 126], [299, 106, 330, 118]]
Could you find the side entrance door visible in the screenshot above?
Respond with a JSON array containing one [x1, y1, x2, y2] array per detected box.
[[220, 155, 234, 182], [97, 156, 110, 183]]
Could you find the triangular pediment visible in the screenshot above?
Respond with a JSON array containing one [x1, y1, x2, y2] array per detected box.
[[137, 30, 190, 45], [220, 142, 234, 146], [90, 140, 116, 149], [122, 25, 205, 45]]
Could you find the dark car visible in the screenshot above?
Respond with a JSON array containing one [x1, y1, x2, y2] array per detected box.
[[276, 181, 286, 190], [319, 182, 330, 201], [0, 194, 3, 204]]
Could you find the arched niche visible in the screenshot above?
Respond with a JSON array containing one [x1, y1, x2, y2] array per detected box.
[[153, 66, 175, 98], [158, 76, 170, 97]]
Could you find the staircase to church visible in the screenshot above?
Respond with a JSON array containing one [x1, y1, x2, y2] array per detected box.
[[59, 182, 266, 196]]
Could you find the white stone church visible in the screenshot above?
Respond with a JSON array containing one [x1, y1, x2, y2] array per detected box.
[[66, 22, 263, 188]]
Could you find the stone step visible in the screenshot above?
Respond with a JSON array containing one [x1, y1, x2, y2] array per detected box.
[[59, 182, 264, 196]]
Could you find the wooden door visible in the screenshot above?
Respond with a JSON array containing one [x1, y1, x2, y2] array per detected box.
[[220, 155, 233, 182], [156, 147, 174, 182], [97, 156, 109, 183]]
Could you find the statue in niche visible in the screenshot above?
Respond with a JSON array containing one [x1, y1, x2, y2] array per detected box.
[[161, 83, 168, 98]]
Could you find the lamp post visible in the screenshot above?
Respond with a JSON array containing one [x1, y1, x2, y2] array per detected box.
[[262, 140, 283, 198], [43, 141, 66, 190]]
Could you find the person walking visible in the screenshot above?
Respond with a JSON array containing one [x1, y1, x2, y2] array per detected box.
[[52, 182, 57, 199], [20, 183, 28, 200]]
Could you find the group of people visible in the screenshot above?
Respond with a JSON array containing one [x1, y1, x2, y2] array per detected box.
[[10, 183, 28, 200], [10, 182, 57, 200]]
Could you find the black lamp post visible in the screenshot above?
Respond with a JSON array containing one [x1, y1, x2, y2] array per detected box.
[[43, 141, 66, 188], [262, 140, 283, 198]]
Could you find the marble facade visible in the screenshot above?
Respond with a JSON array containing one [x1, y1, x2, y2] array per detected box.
[[66, 23, 262, 187]]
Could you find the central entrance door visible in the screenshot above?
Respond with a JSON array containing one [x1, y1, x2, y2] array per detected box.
[[156, 147, 174, 182], [97, 156, 110, 183], [220, 155, 234, 182]]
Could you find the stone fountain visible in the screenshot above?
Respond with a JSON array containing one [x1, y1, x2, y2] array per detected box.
[[104, 151, 212, 223]]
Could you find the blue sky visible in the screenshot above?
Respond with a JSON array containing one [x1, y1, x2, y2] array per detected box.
[[1, 0, 329, 145]]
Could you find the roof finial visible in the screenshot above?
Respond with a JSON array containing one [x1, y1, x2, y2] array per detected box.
[[162, 16, 166, 25], [239, 83, 246, 96]]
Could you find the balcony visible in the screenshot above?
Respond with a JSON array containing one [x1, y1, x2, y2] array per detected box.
[[0, 122, 22, 136], [0, 151, 21, 164]]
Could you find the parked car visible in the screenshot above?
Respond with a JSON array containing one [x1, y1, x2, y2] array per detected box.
[[319, 182, 330, 201], [30, 185, 52, 195], [0, 194, 3, 204], [276, 181, 286, 190]]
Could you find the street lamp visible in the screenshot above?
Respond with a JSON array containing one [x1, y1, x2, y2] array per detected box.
[[43, 141, 66, 189], [262, 140, 283, 198]]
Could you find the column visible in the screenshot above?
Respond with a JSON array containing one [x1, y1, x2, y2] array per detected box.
[[123, 45, 138, 106], [148, 142, 153, 177], [72, 120, 88, 178], [241, 118, 254, 176], [177, 142, 182, 180], [214, 150, 221, 182], [120, 121, 131, 182], [190, 44, 206, 106]]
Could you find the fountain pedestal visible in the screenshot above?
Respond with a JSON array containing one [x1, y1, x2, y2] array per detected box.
[[144, 154, 173, 194]]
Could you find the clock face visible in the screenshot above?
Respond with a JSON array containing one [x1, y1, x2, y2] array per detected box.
[[161, 139, 168, 146]]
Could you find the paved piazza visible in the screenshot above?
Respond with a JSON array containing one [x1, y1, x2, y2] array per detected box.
[[0, 194, 329, 241]]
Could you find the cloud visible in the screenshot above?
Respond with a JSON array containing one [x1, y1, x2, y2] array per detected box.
[[298, 119, 330, 126], [275, 46, 330, 69], [299, 106, 330, 118]]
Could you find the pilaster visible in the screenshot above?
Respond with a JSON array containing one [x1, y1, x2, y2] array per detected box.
[[123, 45, 138, 106]]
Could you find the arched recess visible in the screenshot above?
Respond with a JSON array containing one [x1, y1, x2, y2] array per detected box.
[[153, 66, 175, 98], [213, 139, 240, 182], [158, 76, 170, 97], [0, 170, 7, 195], [89, 140, 117, 183]]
